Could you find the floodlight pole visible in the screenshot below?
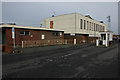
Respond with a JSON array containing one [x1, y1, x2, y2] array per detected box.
[[107, 16, 111, 31]]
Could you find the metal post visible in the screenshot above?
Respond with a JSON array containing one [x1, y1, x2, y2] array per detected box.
[[12, 25, 15, 49]]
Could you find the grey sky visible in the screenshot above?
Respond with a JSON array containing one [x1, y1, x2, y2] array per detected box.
[[2, 2, 118, 34]]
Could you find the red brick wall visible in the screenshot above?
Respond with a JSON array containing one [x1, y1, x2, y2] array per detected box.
[[4, 27, 64, 47], [64, 35, 88, 44], [64, 34, 97, 44]]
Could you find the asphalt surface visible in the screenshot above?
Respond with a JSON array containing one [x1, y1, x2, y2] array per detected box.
[[2, 41, 119, 78]]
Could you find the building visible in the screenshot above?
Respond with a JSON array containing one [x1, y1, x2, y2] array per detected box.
[[1, 24, 64, 53], [42, 13, 108, 44], [97, 31, 113, 47]]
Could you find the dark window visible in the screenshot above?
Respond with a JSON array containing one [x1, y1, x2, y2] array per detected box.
[[98, 25, 99, 31], [91, 23, 93, 31], [94, 23, 95, 31], [96, 24, 98, 31], [53, 32, 59, 36], [100, 25, 102, 31], [84, 20, 86, 29], [20, 31, 25, 35], [90, 22, 91, 30], [25, 31, 30, 35], [92, 23, 94, 31], [87, 21, 88, 30], [20, 31, 30, 35], [80, 19, 82, 29]]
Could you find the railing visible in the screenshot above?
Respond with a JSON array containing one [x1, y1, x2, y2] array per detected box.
[[21, 39, 66, 48]]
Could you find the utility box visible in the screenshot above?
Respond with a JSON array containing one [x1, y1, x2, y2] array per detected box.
[[96, 31, 113, 47]]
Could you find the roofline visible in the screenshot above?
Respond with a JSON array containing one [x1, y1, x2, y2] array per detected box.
[[0, 24, 64, 32], [45, 12, 107, 25], [99, 31, 113, 33]]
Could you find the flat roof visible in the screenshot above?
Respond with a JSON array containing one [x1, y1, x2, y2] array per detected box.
[[0, 24, 64, 32], [99, 31, 113, 34], [45, 12, 106, 25]]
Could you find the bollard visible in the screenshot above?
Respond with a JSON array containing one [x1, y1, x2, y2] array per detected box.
[[96, 39, 99, 46], [22, 41, 24, 48]]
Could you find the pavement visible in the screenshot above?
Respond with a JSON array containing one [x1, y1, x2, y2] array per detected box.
[[2, 41, 119, 78]]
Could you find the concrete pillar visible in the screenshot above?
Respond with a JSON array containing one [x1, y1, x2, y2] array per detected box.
[[96, 39, 99, 46], [105, 33, 108, 47]]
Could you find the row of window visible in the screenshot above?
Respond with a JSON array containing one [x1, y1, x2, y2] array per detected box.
[[20, 31, 30, 35], [80, 19, 105, 31], [19, 31, 62, 37]]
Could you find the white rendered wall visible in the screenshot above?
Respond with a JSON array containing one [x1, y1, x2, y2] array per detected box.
[[44, 13, 108, 37]]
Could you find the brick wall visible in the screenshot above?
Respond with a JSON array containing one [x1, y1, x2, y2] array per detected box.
[[4, 28, 64, 46], [2, 27, 64, 53], [64, 34, 96, 44]]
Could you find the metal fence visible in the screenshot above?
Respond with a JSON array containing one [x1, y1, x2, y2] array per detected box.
[[21, 39, 67, 48], [21, 38, 96, 48]]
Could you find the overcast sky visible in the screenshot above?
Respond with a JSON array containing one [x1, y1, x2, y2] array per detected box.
[[2, 2, 118, 34]]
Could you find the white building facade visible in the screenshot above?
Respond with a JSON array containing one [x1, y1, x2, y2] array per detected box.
[[43, 13, 108, 37]]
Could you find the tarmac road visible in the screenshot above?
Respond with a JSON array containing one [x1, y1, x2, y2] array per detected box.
[[2, 42, 119, 78]]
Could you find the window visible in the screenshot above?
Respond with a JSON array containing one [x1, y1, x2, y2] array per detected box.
[[96, 24, 98, 31], [19, 31, 30, 35], [50, 21, 54, 29], [80, 19, 83, 29], [20, 31, 25, 35], [100, 25, 101, 31], [59, 32, 62, 37], [103, 26, 104, 31], [25, 31, 30, 35], [53, 32, 59, 36], [84, 20, 86, 29], [41, 34, 45, 39], [94, 23, 95, 31], [91, 23, 93, 31], [90, 22, 91, 30], [98, 25, 99, 31], [87, 21, 88, 30], [101, 26, 102, 31]]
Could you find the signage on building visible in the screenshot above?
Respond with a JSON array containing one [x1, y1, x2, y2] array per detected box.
[[12, 27, 15, 39], [89, 34, 95, 37], [70, 33, 75, 36]]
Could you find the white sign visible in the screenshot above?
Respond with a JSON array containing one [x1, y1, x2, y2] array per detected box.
[[89, 34, 95, 37], [12, 27, 15, 39], [70, 33, 75, 36]]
